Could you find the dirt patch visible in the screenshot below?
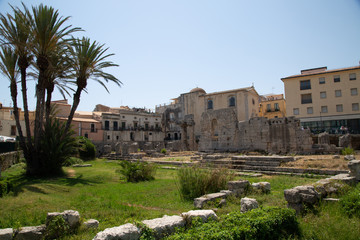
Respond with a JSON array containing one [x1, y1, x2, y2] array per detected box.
[[67, 169, 76, 178]]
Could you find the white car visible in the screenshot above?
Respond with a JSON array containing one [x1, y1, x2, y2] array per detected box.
[[0, 135, 16, 142]]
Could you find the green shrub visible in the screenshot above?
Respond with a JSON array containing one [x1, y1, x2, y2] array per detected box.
[[118, 160, 157, 182], [63, 157, 84, 167], [341, 147, 354, 156], [0, 178, 13, 197], [176, 165, 235, 200], [77, 136, 96, 160], [38, 117, 78, 176], [44, 215, 70, 240], [166, 207, 300, 240], [161, 148, 167, 154], [340, 183, 360, 218]]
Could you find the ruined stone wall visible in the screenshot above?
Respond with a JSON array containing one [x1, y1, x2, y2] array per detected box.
[[198, 109, 240, 152]]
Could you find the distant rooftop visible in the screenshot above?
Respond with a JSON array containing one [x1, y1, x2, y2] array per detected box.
[[282, 65, 360, 80]]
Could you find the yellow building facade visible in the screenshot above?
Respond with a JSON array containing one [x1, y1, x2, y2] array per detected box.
[[282, 66, 360, 134], [259, 94, 286, 119]]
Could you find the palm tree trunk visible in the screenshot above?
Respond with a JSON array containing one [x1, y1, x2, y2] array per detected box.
[[45, 84, 54, 124], [65, 87, 82, 134]]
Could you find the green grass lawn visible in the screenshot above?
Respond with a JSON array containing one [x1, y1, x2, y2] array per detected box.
[[1, 159, 359, 240]]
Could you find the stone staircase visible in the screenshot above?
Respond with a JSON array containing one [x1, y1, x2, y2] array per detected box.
[[200, 154, 348, 176]]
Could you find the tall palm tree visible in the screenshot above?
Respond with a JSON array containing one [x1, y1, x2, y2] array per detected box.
[[0, 5, 33, 162], [29, 3, 80, 150], [65, 37, 121, 133], [0, 46, 26, 149]]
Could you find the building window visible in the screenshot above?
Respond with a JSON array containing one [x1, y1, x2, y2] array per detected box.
[[321, 106, 328, 113], [334, 75, 340, 82], [266, 104, 271, 112], [293, 108, 299, 115], [207, 99, 213, 109], [116, 135, 119, 140], [104, 120, 109, 130], [350, 73, 356, 81], [107, 135, 110, 140], [335, 90, 342, 97], [169, 112, 175, 120], [301, 94, 312, 104], [274, 103, 280, 111], [90, 123, 95, 132], [307, 107, 313, 114], [84, 133, 88, 138], [300, 80, 311, 90], [113, 121, 118, 131], [319, 77, 325, 84], [121, 122, 126, 129], [336, 104, 343, 112], [351, 88, 358, 96], [352, 103, 359, 111], [228, 96, 235, 107], [320, 91, 327, 99], [10, 125, 16, 136], [145, 123, 149, 130], [134, 122, 138, 128], [122, 116, 125, 118]]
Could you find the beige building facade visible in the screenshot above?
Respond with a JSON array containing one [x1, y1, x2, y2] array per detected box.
[[259, 94, 286, 119], [282, 66, 360, 134]]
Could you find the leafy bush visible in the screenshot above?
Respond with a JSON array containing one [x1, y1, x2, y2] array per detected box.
[[166, 207, 300, 240], [44, 215, 70, 240], [341, 147, 354, 156], [0, 178, 13, 197], [63, 157, 84, 167], [38, 117, 77, 176], [176, 165, 235, 200], [340, 183, 360, 218], [77, 136, 96, 160], [161, 148, 167, 154], [118, 160, 157, 182]]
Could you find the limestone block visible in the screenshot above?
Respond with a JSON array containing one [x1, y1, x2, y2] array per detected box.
[[219, 199, 227, 207], [220, 190, 233, 196], [339, 134, 351, 148], [103, 145, 112, 155], [332, 155, 340, 159], [344, 155, 355, 161], [181, 210, 218, 223], [240, 197, 259, 213], [62, 210, 80, 228], [84, 219, 99, 229], [0, 228, 13, 240], [14, 225, 45, 240], [194, 197, 209, 209], [93, 223, 140, 240], [330, 173, 356, 185], [45, 212, 62, 225], [283, 188, 301, 203], [284, 185, 320, 214], [194, 192, 227, 208], [252, 182, 271, 193], [227, 180, 250, 191], [348, 160, 360, 181], [142, 215, 185, 239]]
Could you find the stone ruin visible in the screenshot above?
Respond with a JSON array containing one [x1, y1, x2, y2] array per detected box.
[[284, 160, 360, 214], [199, 113, 313, 154]]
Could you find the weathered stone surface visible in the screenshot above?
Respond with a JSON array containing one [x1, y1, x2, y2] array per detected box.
[[318, 132, 330, 145], [0, 228, 13, 240], [181, 210, 218, 223], [284, 185, 320, 214], [194, 192, 227, 208], [252, 182, 271, 193], [62, 210, 80, 228], [339, 134, 351, 148], [348, 160, 360, 181], [219, 190, 233, 196], [240, 197, 259, 213], [84, 219, 99, 229], [103, 145, 112, 155], [142, 215, 185, 239], [93, 223, 140, 240], [344, 155, 355, 161], [45, 212, 62, 225], [227, 180, 250, 191], [14, 226, 45, 240], [323, 198, 340, 202], [332, 155, 340, 159], [329, 173, 356, 185], [219, 199, 227, 207]]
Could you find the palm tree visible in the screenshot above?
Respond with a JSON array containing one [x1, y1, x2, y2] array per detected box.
[[65, 37, 121, 133], [29, 3, 80, 151]]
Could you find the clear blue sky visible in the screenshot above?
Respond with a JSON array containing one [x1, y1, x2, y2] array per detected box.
[[1, 0, 360, 112]]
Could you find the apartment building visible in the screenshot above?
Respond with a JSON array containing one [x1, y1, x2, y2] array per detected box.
[[281, 66, 360, 134], [258, 94, 286, 119]]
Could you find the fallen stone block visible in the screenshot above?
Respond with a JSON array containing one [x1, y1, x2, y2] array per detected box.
[[252, 182, 271, 193], [194, 192, 227, 209], [329, 174, 356, 185], [142, 215, 185, 239], [0, 228, 13, 240], [84, 219, 99, 229], [344, 155, 355, 161], [93, 223, 140, 240], [227, 180, 250, 191], [240, 197, 259, 213], [181, 210, 218, 223], [46, 210, 80, 229], [323, 198, 340, 202], [348, 160, 360, 181], [14, 225, 45, 240], [332, 155, 340, 159], [284, 185, 320, 214]]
